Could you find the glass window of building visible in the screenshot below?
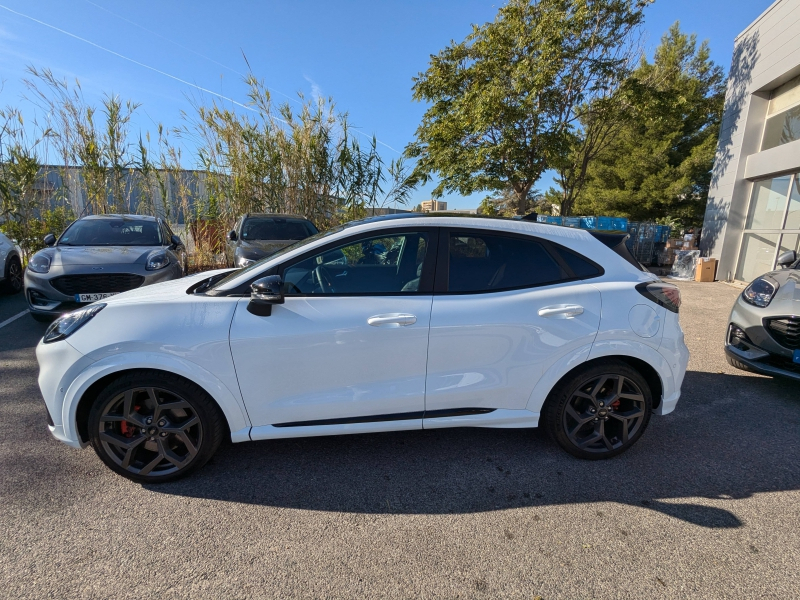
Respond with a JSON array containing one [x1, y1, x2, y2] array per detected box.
[[762, 76, 800, 151], [737, 172, 800, 281], [744, 176, 791, 229]]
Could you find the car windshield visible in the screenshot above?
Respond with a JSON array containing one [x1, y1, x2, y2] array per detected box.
[[209, 225, 345, 291], [241, 218, 317, 241], [58, 219, 162, 246]]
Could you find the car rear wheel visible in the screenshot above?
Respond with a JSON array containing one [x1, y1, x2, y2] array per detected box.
[[542, 360, 652, 460], [2, 256, 22, 294], [89, 371, 224, 483]]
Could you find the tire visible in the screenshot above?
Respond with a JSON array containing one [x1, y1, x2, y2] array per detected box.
[[88, 370, 225, 483], [2, 256, 23, 294], [541, 360, 652, 460]]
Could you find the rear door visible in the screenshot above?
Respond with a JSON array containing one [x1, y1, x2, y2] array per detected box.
[[423, 228, 603, 424]]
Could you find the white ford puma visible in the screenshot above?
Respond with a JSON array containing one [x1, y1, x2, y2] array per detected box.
[[36, 215, 689, 482]]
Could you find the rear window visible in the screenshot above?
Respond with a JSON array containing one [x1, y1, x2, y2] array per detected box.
[[242, 218, 317, 241], [447, 232, 567, 293]]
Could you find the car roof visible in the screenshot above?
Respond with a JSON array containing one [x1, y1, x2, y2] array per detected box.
[[243, 213, 312, 220], [80, 214, 158, 222]]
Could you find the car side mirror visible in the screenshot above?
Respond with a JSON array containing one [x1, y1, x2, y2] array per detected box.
[[43, 233, 56, 247], [170, 234, 182, 249], [228, 230, 238, 242], [247, 275, 284, 316], [777, 250, 797, 268]]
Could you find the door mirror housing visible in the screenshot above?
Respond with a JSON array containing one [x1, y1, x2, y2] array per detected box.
[[43, 233, 56, 247], [248, 275, 284, 316], [170, 234, 182, 249], [228, 230, 238, 242], [777, 250, 797, 268]]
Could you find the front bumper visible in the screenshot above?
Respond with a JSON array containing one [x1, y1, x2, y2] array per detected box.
[[725, 344, 800, 382], [37, 338, 97, 448], [25, 264, 179, 317]]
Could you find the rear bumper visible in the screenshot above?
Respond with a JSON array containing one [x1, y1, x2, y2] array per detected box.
[[725, 344, 800, 382]]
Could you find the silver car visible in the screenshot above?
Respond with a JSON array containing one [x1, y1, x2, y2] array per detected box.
[[24, 214, 187, 321], [726, 250, 800, 381], [0, 231, 23, 294], [225, 213, 318, 268]]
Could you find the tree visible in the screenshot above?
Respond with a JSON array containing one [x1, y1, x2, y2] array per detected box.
[[406, 0, 651, 215], [576, 23, 726, 225]]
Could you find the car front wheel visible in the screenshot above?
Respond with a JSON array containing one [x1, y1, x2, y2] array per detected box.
[[89, 371, 224, 483], [2, 256, 22, 294], [542, 360, 652, 460]]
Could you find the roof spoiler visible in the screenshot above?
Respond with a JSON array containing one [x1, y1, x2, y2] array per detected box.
[[589, 231, 644, 271]]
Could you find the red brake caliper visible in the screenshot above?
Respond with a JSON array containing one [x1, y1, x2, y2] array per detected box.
[[120, 405, 141, 437]]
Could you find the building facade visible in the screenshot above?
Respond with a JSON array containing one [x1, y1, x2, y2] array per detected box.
[[703, 0, 800, 282], [420, 200, 448, 212]]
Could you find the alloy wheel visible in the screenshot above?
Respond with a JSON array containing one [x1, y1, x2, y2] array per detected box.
[[562, 374, 646, 454], [97, 387, 203, 477], [7, 259, 22, 292]]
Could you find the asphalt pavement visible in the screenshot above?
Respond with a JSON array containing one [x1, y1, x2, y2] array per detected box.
[[0, 281, 798, 599]]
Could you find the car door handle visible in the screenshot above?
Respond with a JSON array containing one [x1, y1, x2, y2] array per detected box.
[[367, 313, 417, 327], [538, 304, 584, 319]]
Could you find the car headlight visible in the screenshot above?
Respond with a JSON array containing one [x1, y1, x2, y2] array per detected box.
[[43, 304, 106, 344], [742, 276, 779, 308], [236, 255, 257, 268], [146, 251, 170, 271], [28, 252, 51, 274]]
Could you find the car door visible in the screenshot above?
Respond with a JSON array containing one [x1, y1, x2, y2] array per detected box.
[[229, 227, 438, 439], [423, 228, 603, 427]]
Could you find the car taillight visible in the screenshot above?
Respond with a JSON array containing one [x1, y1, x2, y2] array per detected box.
[[635, 281, 681, 313]]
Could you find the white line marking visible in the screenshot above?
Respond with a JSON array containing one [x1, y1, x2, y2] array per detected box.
[[0, 309, 30, 330]]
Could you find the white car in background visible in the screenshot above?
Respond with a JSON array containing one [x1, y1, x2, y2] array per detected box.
[[36, 215, 690, 482], [0, 231, 23, 294]]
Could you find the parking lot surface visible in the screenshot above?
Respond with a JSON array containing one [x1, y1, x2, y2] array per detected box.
[[1, 281, 798, 599]]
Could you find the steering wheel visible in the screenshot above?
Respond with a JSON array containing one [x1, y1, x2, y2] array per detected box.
[[314, 265, 336, 294]]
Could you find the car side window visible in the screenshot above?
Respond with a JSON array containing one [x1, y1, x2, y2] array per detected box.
[[282, 232, 429, 295], [447, 232, 567, 293], [549, 244, 602, 278]]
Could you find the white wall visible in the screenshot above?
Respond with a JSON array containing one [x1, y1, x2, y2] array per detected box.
[[702, 0, 800, 280]]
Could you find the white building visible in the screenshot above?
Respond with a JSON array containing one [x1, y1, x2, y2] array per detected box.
[[702, 0, 800, 281]]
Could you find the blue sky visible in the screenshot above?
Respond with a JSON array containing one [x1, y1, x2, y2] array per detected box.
[[0, 0, 775, 209]]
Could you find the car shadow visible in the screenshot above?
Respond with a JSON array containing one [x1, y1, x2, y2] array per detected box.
[[146, 370, 800, 529]]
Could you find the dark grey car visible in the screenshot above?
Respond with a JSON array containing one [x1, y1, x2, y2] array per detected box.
[[24, 214, 187, 321], [726, 250, 800, 381], [225, 214, 318, 268]]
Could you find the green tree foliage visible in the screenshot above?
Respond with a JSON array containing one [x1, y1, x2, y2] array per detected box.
[[406, 0, 650, 214], [576, 23, 726, 225]]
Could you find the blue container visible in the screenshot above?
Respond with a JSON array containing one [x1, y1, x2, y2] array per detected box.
[[595, 216, 614, 230], [544, 216, 563, 225], [536, 215, 548, 223], [562, 217, 581, 228], [610, 217, 628, 231], [580, 216, 596, 229]]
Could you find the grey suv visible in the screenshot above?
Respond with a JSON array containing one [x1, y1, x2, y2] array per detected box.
[[225, 214, 318, 268], [24, 214, 187, 321], [0, 231, 23, 294], [726, 250, 800, 381]]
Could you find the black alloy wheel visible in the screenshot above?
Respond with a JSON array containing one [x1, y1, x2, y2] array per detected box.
[[89, 371, 224, 483], [2, 257, 22, 294], [542, 360, 652, 460]]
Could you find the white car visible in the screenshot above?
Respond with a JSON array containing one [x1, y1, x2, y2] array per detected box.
[[36, 215, 689, 482], [0, 231, 23, 294]]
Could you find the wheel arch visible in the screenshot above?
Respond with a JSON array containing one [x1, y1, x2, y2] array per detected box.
[[65, 355, 251, 446], [526, 344, 668, 415]]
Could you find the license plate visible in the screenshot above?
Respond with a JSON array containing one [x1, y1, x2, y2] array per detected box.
[[794, 350, 800, 365], [75, 292, 119, 303]]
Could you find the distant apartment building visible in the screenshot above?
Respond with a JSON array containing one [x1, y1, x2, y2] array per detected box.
[[702, 0, 800, 281], [420, 200, 447, 212]]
